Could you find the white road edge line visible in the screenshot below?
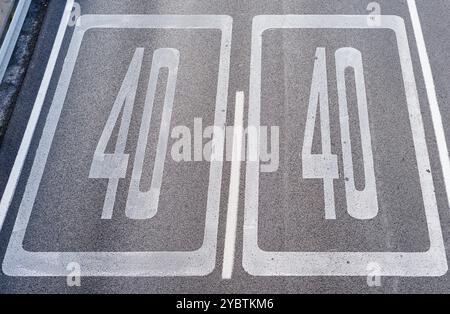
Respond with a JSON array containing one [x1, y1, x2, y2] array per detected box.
[[222, 91, 245, 280], [408, 0, 450, 210], [0, 0, 75, 231]]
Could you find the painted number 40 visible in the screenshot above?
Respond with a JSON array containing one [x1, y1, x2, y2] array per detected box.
[[302, 47, 379, 220], [89, 47, 180, 220]]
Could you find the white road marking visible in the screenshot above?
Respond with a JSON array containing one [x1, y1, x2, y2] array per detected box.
[[243, 15, 447, 277], [302, 47, 338, 220], [89, 48, 145, 220], [126, 48, 180, 220], [222, 91, 245, 280], [2, 14, 232, 277], [336, 47, 379, 220], [408, 0, 450, 210], [0, 0, 75, 232]]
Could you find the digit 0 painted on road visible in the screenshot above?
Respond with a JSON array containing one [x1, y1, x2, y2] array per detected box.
[[243, 15, 447, 277], [2, 14, 232, 277]]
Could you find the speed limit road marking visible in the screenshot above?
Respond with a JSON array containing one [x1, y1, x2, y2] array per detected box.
[[0, 3, 448, 281], [243, 14, 447, 277], [2, 14, 232, 277]]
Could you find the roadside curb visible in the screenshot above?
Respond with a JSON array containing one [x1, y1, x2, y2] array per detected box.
[[0, 1, 15, 40], [0, 0, 48, 143]]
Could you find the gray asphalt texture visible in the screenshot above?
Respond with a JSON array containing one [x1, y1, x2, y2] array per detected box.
[[0, 0, 449, 293]]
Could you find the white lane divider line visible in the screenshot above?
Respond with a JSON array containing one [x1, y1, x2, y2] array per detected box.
[[408, 0, 450, 210], [222, 91, 245, 280], [0, 0, 75, 232]]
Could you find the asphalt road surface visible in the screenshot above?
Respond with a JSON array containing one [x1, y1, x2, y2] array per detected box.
[[0, 0, 450, 293]]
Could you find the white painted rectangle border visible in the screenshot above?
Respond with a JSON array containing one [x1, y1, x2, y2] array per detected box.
[[243, 15, 447, 277], [1, 14, 232, 277]]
